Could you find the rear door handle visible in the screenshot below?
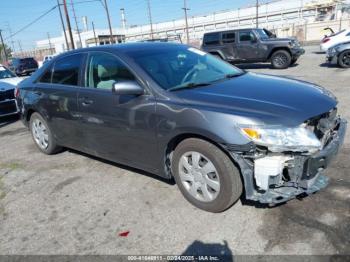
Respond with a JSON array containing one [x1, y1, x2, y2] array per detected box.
[[80, 97, 94, 106]]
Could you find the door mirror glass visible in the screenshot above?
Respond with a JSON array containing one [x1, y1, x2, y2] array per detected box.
[[112, 81, 144, 96]]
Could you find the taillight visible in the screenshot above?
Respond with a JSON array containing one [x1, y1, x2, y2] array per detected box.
[[322, 38, 330, 43], [14, 87, 20, 98]]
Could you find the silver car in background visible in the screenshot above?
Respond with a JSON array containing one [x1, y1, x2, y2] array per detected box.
[[327, 41, 350, 68]]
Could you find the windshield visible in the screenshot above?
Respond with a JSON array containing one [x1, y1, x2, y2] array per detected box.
[[0, 66, 16, 79], [255, 29, 270, 40], [125, 45, 243, 91]]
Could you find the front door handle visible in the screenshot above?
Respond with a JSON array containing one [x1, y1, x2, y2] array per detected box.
[[80, 97, 94, 106]]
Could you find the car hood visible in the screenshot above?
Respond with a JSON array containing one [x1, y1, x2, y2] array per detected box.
[[174, 72, 337, 126], [0, 77, 24, 91]]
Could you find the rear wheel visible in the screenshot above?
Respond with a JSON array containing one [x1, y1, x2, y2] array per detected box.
[[338, 50, 350, 68], [271, 50, 292, 69], [172, 138, 242, 213], [29, 112, 62, 154]]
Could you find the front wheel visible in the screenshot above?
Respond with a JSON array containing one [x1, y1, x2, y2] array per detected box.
[[172, 138, 243, 213], [30, 112, 62, 154], [271, 50, 292, 69], [338, 50, 350, 68]]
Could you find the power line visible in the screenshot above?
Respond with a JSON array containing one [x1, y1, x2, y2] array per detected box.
[[4, 6, 57, 41]]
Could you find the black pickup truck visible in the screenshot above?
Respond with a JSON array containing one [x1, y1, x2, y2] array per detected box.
[[201, 28, 305, 69]]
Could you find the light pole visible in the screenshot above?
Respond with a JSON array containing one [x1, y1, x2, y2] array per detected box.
[[101, 0, 114, 44], [146, 0, 154, 40], [56, 0, 69, 51], [182, 0, 190, 44], [62, 0, 75, 49], [256, 0, 259, 28]]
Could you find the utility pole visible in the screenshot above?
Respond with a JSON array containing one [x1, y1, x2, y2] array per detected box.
[[101, 0, 114, 44], [17, 41, 23, 57], [56, 0, 69, 51], [47, 32, 53, 55], [146, 0, 154, 40], [0, 30, 8, 62], [182, 0, 190, 44], [70, 0, 82, 48], [256, 0, 259, 28], [92, 21, 98, 46], [62, 0, 75, 49]]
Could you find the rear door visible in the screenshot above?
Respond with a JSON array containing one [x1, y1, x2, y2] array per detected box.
[[236, 30, 261, 61], [76, 51, 158, 171], [34, 53, 85, 149], [221, 31, 238, 60]]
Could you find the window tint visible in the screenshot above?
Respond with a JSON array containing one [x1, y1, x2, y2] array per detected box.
[[52, 54, 83, 86], [38, 65, 53, 83], [86, 52, 135, 89], [239, 31, 255, 42], [203, 33, 220, 45], [222, 32, 235, 43]]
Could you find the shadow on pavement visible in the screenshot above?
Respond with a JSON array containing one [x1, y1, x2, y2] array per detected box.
[[0, 114, 19, 129], [181, 240, 233, 261]]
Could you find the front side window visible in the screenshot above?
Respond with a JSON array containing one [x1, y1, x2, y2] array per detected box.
[[125, 46, 243, 91], [52, 54, 84, 86], [85, 52, 135, 90], [239, 31, 255, 42], [203, 33, 220, 45]]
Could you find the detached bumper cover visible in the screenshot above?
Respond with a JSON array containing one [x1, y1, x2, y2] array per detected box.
[[229, 118, 347, 204]]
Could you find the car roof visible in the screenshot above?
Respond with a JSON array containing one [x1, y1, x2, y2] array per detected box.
[[54, 42, 186, 58], [203, 28, 258, 35]]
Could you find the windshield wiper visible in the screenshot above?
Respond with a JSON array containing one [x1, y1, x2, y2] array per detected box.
[[224, 72, 245, 79], [168, 82, 211, 92]]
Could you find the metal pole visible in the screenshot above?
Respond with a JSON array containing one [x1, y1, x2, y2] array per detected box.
[[0, 30, 8, 62], [102, 0, 114, 44], [182, 0, 190, 44], [70, 0, 82, 48], [146, 0, 154, 40], [256, 0, 259, 28], [92, 21, 98, 46], [62, 0, 75, 49], [56, 0, 69, 51], [47, 32, 53, 55], [17, 41, 23, 57]]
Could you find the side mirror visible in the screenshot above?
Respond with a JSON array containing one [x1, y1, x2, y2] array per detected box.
[[112, 81, 144, 96]]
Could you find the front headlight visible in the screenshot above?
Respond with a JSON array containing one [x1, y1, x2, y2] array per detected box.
[[240, 125, 322, 153]]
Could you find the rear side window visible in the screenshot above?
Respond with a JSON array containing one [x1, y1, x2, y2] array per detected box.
[[52, 54, 84, 86], [203, 33, 220, 45], [222, 32, 235, 43]]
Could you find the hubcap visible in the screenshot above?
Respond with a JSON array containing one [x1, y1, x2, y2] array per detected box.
[[32, 119, 49, 150], [178, 151, 220, 202]]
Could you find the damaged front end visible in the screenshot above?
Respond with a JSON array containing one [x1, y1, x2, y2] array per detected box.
[[224, 109, 347, 204]]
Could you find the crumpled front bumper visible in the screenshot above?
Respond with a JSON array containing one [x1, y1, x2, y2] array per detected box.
[[228, 118, 347, 204]]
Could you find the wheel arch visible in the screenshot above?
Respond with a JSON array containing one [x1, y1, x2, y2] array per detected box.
[[163, 132, 241, 179]]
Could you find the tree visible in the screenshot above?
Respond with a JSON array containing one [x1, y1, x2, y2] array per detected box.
[[0, 44, 12, 63]]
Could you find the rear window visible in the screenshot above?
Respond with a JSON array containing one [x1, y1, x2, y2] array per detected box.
[[52, 54, 84, 86], [203, 33, 220, 45]]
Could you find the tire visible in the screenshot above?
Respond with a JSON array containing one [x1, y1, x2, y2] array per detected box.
[[172, 138, 243, 213], [290, 58, 298, 65], [338, 50, 350, 68], [271, 50, 292, 69], [29, 112, 62, 155]]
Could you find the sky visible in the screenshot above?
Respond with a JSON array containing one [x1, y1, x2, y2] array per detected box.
[[0, 0, 261, 51]]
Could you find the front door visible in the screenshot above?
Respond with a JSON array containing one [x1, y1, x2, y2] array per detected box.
[[77, 51, 159, 171], [236, 31, 261, 61]]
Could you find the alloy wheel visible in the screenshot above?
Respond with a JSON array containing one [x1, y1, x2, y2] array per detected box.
[[32, 119, 49, 150]]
